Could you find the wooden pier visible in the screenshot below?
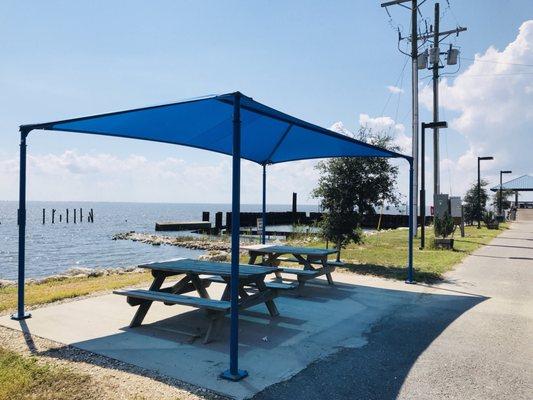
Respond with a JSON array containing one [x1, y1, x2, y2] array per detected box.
[[155, 221, 212, 232]]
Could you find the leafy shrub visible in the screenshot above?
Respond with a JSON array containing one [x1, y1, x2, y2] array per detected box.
[[434, 212, 455, 239], [482, 211, 497, 225]]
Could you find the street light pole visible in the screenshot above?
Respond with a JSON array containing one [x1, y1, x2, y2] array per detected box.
[[499, 170, 512, 216], [477, 156, 494, 229], [420, 120, 447, 249]]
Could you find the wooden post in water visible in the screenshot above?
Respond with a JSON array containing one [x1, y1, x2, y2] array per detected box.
[[292, 192, 297, 224], [51, 209, 56, 224], [202, 211, 210, 222], [80, 208, 83, 222], [42, 209, 45, 224], [60, 214, 62, 223], [215, 212, 223, 233], [74, 208, 77, 224], [226, 212, 232, 233], [66, 209, 69, 223], [89, 208, 94, 223]]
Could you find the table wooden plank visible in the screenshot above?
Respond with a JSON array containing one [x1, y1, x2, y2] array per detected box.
[[243, 245, 338, 256], [138, 258, 277, 277]]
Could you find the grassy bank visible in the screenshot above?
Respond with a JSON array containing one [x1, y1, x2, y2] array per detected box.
[[0, 272, 152, 314], [294, 224, 507, 282], [0, 348, 99, 400], [0, 224, 506, 314]]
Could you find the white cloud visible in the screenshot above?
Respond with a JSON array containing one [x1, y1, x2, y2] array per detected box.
[[330, 121, 354, 137], [0, 150, 321, 204], [420, 20, 533, 195], [358, 113, 411, 153], [387, 85, 404, 94]]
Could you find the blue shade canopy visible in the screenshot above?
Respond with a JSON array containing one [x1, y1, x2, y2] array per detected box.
[[491, 175, 533, 192], [22, 92, 409, 164]]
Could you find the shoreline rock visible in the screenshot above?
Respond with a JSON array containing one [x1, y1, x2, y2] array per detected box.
[[112, 231, 233, 251], [0, 265, 145, 288]]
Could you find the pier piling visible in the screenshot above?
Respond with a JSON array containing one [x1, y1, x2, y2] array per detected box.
[[215, 212, 223, 232], [51, 209, 56, 224], [226, 212, 232, 233], [80, 208, 83, 222], [74, 208, 77, 224], [42, 209, 45, 224], [292, 192, 298, 223]]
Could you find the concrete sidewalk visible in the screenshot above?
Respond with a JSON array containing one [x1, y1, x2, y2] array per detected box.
[[255, 212, 533, 399], [0, 269, 481, 399], [1, 215, 531, 399]]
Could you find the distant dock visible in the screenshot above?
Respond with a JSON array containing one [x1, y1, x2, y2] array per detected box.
[[155, 221, 211, 232]]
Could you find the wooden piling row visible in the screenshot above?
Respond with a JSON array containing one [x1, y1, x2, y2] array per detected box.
[[39, 208, 95, 224]]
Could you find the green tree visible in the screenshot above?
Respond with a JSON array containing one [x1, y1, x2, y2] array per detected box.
[[463, 179, 489, 225], [312, 127, 400, 256], [491, 189, 514, 213]]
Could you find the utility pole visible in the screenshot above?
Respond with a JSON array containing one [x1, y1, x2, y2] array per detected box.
[[411, 0, 419, 237], [381, 0, 419, 238], [432, 2, 440, 198], [416, 3, 466, 199]]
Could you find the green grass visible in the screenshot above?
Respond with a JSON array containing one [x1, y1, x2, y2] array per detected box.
[[0, 272, 153, 314], [0, 224, 506, 314], [290, 224, 508, 282], [0, 347, 99, 400]]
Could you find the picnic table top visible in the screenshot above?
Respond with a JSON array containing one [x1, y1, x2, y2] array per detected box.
[[138, 258, 277, 278], [242, 244, 338, 256]]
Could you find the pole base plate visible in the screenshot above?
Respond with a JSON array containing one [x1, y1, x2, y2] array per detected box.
[[11, 312, 31, 321], [220, 369, 248, 381]]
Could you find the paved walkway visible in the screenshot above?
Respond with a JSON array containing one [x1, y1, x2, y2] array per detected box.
[[1, 213, 531, 399], [254, 211, 533, 399]]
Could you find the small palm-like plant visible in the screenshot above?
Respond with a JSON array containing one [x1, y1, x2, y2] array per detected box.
[[482, 211, 496, 225], [434, 212, 455, 239], [483, 211, 499, 229]]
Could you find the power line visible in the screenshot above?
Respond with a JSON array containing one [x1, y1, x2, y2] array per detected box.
[[381, 0, 424, 238], [380, 55, 410, 117]]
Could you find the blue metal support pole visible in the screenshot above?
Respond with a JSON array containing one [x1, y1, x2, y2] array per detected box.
[[406, 158, 415, 284], [262, 164, 267, 244], [220, 93, 248, 381], [12, 129, 31, 320]]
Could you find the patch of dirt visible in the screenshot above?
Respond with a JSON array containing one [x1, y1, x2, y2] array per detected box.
[[0, 326, 228, 400]]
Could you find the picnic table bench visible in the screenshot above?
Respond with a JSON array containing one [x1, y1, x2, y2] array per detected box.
[[114, 258, 280, 343], [242, 245, 342, 289]]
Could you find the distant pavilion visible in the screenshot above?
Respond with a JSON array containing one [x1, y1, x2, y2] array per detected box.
[[491, 174, 533, 207]]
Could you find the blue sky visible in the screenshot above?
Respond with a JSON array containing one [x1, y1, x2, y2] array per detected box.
[[0, 1, 532, 204]]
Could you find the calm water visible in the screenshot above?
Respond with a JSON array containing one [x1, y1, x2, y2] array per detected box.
[[0, 201, 319, 280]]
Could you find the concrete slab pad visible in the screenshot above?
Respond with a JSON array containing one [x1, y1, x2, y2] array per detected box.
[[0, 272, 463, 399]]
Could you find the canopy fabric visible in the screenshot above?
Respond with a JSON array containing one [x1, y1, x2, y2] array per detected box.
[[490, 175, 533, 192], [22, 92, 409, 164], [16, 90, 415, 379]]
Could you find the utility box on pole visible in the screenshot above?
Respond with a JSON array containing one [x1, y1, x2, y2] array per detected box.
[[450, 196, 462, 218], [450, 196, 465, 237], [434, 194, 449, 218]]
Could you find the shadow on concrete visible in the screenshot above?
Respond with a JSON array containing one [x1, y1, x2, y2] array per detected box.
[[14, 279, 486, 399], [472, 254, 533, 261], [340, 262, 442, 283], [252, 289, 487, 400], [497, 236, 533, 241], [461, 241, 533, 251]]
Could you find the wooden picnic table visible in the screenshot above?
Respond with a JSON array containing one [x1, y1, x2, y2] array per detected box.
[[243, 244, 341, 288], [114, 258, 279, 343]]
